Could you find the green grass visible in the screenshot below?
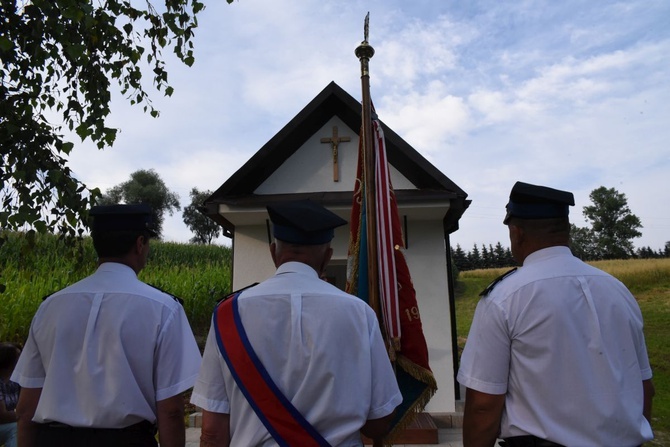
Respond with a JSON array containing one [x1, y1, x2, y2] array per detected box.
[[0, 232, 232, 345], [455, 258, 670, 444]]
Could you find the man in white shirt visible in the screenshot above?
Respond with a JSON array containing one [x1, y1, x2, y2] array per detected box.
[[457, 182, 655, 447], [12, 204, 202, 447], [191, 199, 402, 446]]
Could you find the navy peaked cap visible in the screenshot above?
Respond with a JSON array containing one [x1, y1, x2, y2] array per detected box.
[[504, 181, 575, 224], [267, 199, 347, 245], [89, 204, 158, 236]]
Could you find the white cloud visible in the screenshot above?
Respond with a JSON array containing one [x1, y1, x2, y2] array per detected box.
[[56, 0, 670, 251]]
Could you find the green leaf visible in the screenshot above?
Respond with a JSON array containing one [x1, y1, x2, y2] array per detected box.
[[65, 43, 86, 60], [0, 36, 13, 52], [193, 1, 206, 14], [34, 220, 48, 234], [61, 142, 75, 155]]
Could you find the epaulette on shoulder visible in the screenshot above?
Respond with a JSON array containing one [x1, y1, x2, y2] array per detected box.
[[215, 282, 259, 307], [147, 283, 184, 305], [479, 268, 518, 297]]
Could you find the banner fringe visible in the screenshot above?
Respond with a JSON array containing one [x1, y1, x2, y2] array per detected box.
[[384, 355, 438, 445]]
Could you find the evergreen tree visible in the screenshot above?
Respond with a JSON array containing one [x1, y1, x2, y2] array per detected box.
[[469, 244, 482, 270], [481, 244, 490, 269], [493, 242, 507, 268], [451, 244, 468, 272], [505, 247, 515, 266]]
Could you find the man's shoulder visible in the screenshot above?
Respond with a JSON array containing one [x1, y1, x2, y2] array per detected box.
[[129, 281, 188, 308], [41, 273, 97, 301], [479, 268, 519, 298]]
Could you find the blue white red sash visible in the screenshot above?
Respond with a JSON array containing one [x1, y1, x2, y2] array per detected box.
[[214, 292, 332, 447]]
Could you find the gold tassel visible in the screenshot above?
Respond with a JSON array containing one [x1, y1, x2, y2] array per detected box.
[[382, 355, 438, 445]]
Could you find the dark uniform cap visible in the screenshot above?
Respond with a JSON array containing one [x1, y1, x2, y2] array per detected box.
[[504, 181, 575, 224], [267, 199, 347, 245], [89, 204, 158, 236]]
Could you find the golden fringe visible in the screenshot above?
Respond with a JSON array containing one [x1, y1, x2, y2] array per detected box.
[[383, 355, 438, 446]]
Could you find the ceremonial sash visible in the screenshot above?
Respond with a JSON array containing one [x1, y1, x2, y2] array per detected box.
[[214, 292, 332, 447]]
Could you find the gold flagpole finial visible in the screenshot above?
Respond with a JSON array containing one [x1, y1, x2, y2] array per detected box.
[[363, 12, 370, 43], [355, 12, 375, 76]]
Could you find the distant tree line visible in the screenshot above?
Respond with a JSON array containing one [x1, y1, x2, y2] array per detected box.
[[452, 186, 668, 272], [451, 240, 669, 273], [451, 243, 516, 272]]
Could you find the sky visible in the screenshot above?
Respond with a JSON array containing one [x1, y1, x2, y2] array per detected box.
[[67, 0, 670, 251]]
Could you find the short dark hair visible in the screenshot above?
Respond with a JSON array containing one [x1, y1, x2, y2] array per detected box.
[[92, 229, 151, 257], [0, 342, 21, 370]]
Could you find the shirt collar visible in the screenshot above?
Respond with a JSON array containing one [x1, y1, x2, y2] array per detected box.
[[96, 262, 138, 277], [276, 261, 319, 278], [523, 245, 572, 265]]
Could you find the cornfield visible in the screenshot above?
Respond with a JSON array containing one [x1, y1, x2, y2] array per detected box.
[[0, 232, 232, 344]]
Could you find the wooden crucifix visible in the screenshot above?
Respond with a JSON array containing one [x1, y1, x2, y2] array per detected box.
[[320, 126, 351, 182]]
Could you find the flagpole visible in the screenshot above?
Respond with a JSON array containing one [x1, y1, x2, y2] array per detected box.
[[356, 21, 386, 447], [355, 13, 381, 322]]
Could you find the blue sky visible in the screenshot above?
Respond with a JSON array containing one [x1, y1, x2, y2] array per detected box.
[[68, 0, 670, 251]]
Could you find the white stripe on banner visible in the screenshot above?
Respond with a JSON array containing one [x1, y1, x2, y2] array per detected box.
[[373, 120, 401, 340]]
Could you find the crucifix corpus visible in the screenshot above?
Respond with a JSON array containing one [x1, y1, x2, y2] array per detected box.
[[320, 126, 351, 182]]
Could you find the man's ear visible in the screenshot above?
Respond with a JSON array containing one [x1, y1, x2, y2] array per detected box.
[[509, 224, 523, 244], [135, 235, 147, 254], [318, 246, 333, 276]]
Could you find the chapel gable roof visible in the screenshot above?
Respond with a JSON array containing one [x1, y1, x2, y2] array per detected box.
[[204, 81, 470, 235]]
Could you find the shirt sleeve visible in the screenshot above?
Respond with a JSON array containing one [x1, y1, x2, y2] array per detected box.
[[635, 317, 653, 381], [10, 312, 46, 388], [457, 297, 511, 395], [154, 304, 202, 401], [366, 309, 402, 420], [190, 324, 231, 413]]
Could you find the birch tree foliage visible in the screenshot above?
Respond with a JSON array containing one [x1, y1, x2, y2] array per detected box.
[[0, 0, 233, 240]]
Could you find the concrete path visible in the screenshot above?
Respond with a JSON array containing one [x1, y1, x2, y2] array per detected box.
[[185, 426, 465, 447]]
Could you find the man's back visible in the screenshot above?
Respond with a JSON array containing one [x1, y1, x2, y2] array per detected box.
[[459, 246, 653, 445], [192, 261, 401, 446], [13, 262, 201, 428]]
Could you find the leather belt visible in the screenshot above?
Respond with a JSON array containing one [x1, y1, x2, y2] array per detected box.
[[500, 436, 565, 447], [43, 420, 155, 433]]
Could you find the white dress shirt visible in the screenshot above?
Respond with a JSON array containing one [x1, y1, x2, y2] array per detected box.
[[191, 261, 402, 447], [12, 262, 202, 428]]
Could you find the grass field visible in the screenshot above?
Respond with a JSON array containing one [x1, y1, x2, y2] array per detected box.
[[455, 258, 670, 445]]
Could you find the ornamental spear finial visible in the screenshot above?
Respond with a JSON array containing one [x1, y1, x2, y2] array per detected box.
[[355, 12, 375, 76]]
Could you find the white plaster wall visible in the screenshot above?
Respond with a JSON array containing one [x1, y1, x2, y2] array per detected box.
[[254, 117, 416, 195], [232, 225, 276, 289], [404, 219, 455, 413], [232, 224, 351, 289], [330, 225, 351, 261]]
